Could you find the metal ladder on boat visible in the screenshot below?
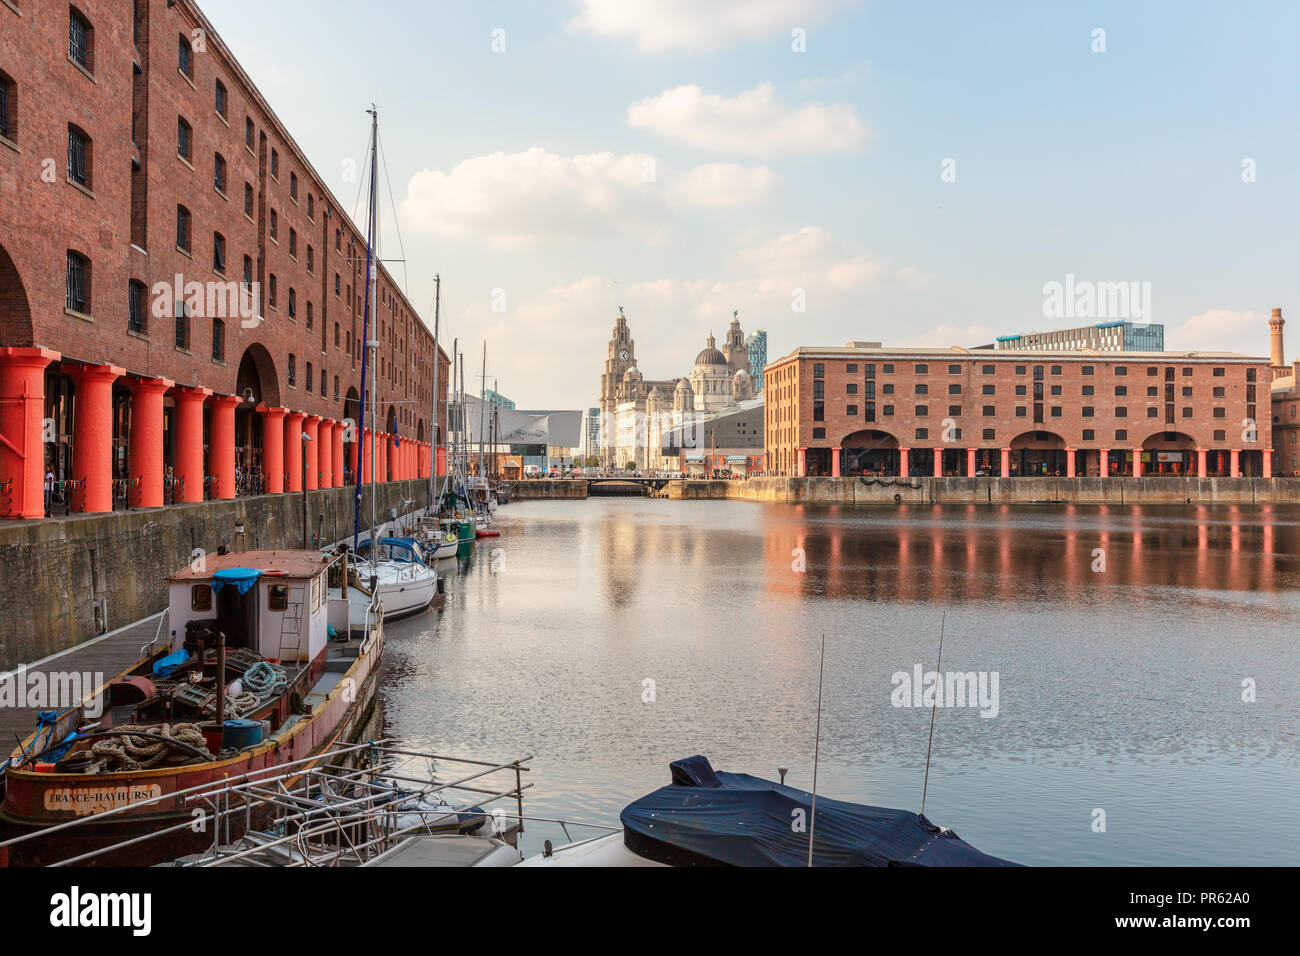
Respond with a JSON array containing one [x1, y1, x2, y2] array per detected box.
[[278, 586, 306, 661]]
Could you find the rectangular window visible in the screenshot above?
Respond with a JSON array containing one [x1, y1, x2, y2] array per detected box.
[[175, 304, 190, 350], [915, 383, 928, 395], [948, 364, 961, 374], [176, 205, 191, 251], [177, 117, 191, 161], [65, 251, 89, 314], [915, 428, 929, 440], [212, 232, 225, 273], [67, 126, 89, 186], [882, 364, 894, 374], [982, 405, 995, 416], [179, 34, 192, 78], [846, 383, 858, 395], [1213, 367, 1225, 377], [915, 404, 929, 417], [1116, 429, 1128, 441], [1082, 429, 1095, 441], [813, 401, 825, 422], [813, 363, 825, 378], [215, 80, 227, 117], [212, 318, 225, 361], [0, 73, 12, 142], [948, 384, 961, 395], [948, 405, 961, 417], [813, 380, 825, 399], [1082, 385, 1094, 396], [915, 364, 928, 374], [69, 11, 92, 71], [846, 404, 858, 417], [214, 153, 227, 193], [128, 280, 146, 334], [982, 365, 994, 375]]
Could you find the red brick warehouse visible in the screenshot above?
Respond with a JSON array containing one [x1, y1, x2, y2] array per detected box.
[[0, 0, 449, 520], [765, 346, 1273, 479]]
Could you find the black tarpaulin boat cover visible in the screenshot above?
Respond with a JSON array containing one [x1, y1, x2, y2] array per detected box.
[[619, 756, 1022, 867]]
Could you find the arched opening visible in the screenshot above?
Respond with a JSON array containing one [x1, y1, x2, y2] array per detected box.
[[43, 369, 75, 515], [1009, 430, 1068, 477], [839, 428, 900, 477], [0, 242, 34, 347], [1141, 430, 1197, 477], [343, 387, 360, 484], [235, 345, 278, 494], [385, 405, 397, 481]]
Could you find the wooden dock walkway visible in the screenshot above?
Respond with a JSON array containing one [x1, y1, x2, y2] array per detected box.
[[0, 613, 167, 745]]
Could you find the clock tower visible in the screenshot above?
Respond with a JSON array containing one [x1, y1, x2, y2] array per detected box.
[[599, 308, 637, 466]]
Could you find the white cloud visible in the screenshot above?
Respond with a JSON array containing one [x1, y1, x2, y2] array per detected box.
[[399, 148, 775, 248], [898, 324, 1003, 349], [627, 83, 867, 157], [570, 0, 844, 53], [1169, 310, 1265, 353], [667, 163, 778, 208]]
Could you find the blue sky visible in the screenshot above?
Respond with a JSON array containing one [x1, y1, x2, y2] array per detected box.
[[205, 0, 1300, 407]]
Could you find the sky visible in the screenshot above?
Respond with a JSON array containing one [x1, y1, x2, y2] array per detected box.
[[203, 0, 1300, 409]]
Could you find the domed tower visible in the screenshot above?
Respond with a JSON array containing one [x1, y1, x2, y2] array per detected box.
[[723, 310, 747, 374], [732, 367, 753, 402], [673, 376, 695, 413], [690, 334, 732, 413]]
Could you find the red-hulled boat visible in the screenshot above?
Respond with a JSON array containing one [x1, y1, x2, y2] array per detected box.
[[0, 549, 384, 866]]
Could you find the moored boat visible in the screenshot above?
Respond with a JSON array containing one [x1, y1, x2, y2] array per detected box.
[[0, 549, 384, 867], [519, 755, 1022, 867]]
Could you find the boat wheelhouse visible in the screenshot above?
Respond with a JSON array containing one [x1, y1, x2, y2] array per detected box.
[[0, 550, 383, 867]]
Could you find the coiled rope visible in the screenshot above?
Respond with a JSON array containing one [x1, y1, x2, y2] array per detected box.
[[89, 723, 213, 771]]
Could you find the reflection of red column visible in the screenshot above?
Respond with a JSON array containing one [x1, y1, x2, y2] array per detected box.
[[1196, 447, 1207, 478], [330, 422, 344, 488], [1230, 448, 1240, 478], [933, 449, 942, 478], [899, 447, 909, 477], [258, 405, 287, 494], [284, 411, 304, 492], [967, 447, 976, 476], [797, 447, 807, 477], [1065, 447, 1076, 478], [208, 394, 239, 500], [0, 347, 60, 519], [126, 377, 173, 508], [1263, 448, 1273, 477], [68, 363, 124, 513], [1000, 447, 1010, 477], [173, 387, 210, 503], [831, 447, 841, 478], [303, 416, 321, 490], [1132, 448, 1143, 478]]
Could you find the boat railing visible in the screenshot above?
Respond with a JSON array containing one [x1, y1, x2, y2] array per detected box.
[[0, 737, 385, 864], [139, 610, 171, 660], [39, 741, 537, 867]]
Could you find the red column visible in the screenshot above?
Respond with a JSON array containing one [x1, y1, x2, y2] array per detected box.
[[361, 429, 372, 483], [933, 449, 943, 478], [318, 419, 334, 489], [1132, 448, 1143, 478], [1099, 448, 1109, 477], [331, 422, 345, 488], [303, 416, 321, 491], [830, 446, 841, 477], [68, 363, 123, 513], [1196, 447, 1207, 478], [1263, 448, 1273, 477], [378, 433, 389, 482], [1065, 447, 1076, 478], [966, 447, 976, 476], [208, 395, 239, 500], [797, 447, 807, 477], [172, 387, 210, 503], [899, 447, 909, 477], [1000, 447, 1010, 477], [126, 377, 172, 508], [437, 444, 446, 477], [0, 348, 60, 519], [258, 405, 287, 493], [1230, 448, 1240, 478], [284, 411, 305, 492]]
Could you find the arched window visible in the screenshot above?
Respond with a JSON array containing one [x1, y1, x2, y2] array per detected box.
[[65, 250, 91, 315], [69, 7, 95, 73], [67, 123, 92, 187]]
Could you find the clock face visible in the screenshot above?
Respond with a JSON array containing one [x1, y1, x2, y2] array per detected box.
[[618, 349, 630, 362]]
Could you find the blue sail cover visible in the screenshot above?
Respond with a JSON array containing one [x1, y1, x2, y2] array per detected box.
[[619, 756, 1022, 867], [211, 568, 263, 595]]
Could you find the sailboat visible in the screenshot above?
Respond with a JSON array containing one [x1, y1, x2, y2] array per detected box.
[[330, 107, 438, 627]]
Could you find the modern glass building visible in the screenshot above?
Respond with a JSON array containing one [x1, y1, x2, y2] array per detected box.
[[993, 322, 1165, 352], [747, 330, 768, 391]]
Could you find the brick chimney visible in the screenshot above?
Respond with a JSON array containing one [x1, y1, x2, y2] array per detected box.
[[1270, 307, 1286, 368]]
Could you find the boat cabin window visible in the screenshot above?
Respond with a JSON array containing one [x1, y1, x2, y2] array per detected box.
[[268, 584, 289, 611], [311, 576, 321, 611], [191, 584, 212, 612]]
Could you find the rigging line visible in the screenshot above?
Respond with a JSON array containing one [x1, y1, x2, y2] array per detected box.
[[376, 128, 410, 299], [920, 611, 946, 818], [349, 128, 374, 228]]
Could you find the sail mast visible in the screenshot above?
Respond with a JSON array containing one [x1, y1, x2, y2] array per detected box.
[[429, 274, 440, 507], [478, 342, 487, 479], [353, 107, 378, 552]]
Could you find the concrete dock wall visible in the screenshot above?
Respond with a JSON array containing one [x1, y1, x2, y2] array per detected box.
[[0, 480, 430, 667]]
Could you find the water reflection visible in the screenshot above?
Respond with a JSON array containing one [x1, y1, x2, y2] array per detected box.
[[378, 500, 1300, 866]]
